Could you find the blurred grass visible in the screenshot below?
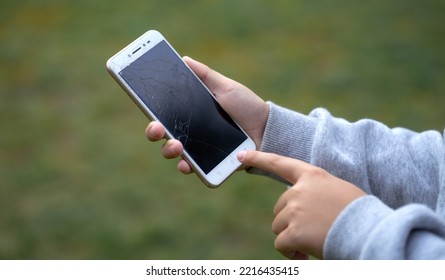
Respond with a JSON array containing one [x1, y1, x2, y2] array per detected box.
[[1, 0, 445, 259]]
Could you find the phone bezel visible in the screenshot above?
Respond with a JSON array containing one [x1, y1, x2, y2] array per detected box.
[[106, 30, 256, 187]]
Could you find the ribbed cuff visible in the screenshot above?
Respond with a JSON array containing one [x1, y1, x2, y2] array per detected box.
[[323, 195, 392, 259], [247, 102, 318, 184]]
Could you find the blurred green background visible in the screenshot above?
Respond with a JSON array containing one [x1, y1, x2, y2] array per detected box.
[[1, 0, 445, 259]]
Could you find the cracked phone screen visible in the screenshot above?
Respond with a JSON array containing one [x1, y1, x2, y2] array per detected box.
[[119, 41, 247, 174]]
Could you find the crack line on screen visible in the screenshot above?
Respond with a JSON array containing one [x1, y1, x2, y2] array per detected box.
[[126, 57, 230, 158]]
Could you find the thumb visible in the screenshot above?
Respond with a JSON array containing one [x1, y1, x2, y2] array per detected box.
[[183, 56, 232, 97]]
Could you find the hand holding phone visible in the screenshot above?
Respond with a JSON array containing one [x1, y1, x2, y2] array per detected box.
[[107, 30, 263, 187], [146, 56, 269, 175]]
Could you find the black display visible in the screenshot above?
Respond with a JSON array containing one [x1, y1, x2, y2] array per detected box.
[[119, 41, 247, 174]]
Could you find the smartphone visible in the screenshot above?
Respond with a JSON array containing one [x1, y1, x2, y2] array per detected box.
[[106, 30, 256, 187]]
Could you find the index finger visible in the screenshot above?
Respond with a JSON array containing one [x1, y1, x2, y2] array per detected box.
[[237, 150, 308, 184], [145, 121, 166, 142]]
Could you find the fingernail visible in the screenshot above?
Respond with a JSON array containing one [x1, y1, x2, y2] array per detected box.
[[237, 150, 247, 162], [183, 56, 195, 63]]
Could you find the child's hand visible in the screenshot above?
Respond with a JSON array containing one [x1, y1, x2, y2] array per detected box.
[[237, 150, 366, 259]]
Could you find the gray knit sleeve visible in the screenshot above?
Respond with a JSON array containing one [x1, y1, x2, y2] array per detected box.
[[249, 102, 445, 259]]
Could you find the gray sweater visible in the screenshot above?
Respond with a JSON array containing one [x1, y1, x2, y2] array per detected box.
[[255, 102, 445, 259]]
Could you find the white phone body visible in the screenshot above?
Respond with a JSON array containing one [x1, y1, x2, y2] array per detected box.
[[106, 30, 256, 187]]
